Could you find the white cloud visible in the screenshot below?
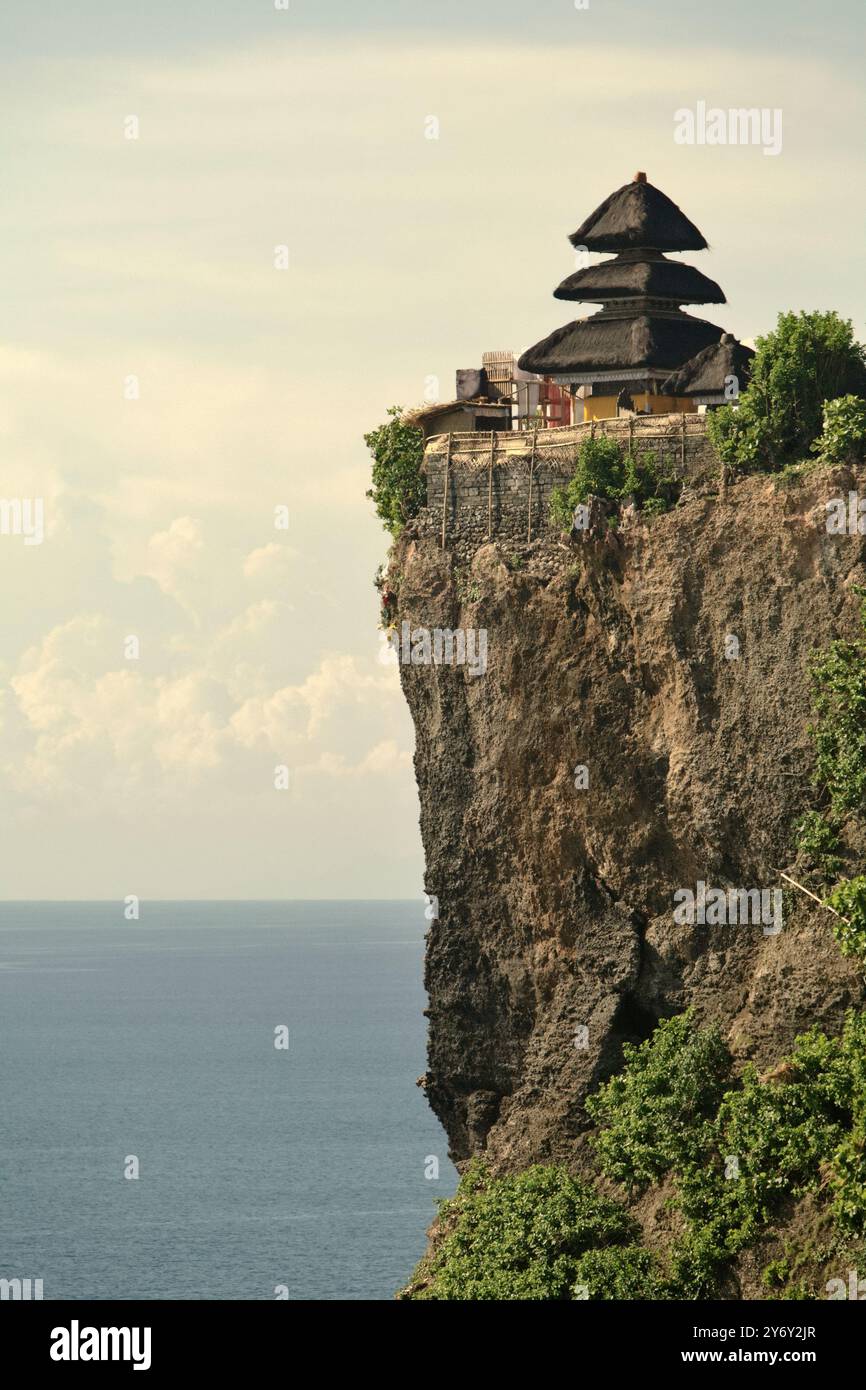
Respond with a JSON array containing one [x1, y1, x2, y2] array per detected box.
[[305, 740, 412, 779], [2, 617, 408, 812], [230, 654, 402, 748], [243, 542, 293, 581], [145, 516, 204, 596]]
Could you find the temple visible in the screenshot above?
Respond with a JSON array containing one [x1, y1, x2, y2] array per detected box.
[[518, 172, 731, 422]]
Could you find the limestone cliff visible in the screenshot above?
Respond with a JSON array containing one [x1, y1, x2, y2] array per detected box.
[[393, 462, 866, 1181]]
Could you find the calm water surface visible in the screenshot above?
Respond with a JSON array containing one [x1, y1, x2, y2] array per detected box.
[[0, 901, 456, 1300]]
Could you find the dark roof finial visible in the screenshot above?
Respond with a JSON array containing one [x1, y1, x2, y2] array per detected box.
[[634, 170, 647, 183]]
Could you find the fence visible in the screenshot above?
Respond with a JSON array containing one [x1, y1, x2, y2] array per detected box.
[[422, 414, 718, 548]]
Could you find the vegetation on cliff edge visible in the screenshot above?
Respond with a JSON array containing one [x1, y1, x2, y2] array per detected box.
[[401, 1011, 866, 1300], [790, 587, 866, 963], [365, 406, 425, 536], [708, 310, 866, 474], [549, 434, 679, 530]]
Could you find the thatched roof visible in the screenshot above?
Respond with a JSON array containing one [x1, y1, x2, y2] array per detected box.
[[569, 173, 708, 253], [661, 333, 755, 395], [555, 251, 724, 306], [518, 310, 725, 376], [402, 398, 508, 427]]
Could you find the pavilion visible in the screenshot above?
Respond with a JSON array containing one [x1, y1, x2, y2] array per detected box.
[[518, 172, 731, 422]]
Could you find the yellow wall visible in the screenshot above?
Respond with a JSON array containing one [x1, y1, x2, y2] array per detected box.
[[584, 393, 694, 421]]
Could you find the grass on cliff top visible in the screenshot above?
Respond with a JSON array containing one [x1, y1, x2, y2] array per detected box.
[[401, 1010, 866, 1300]]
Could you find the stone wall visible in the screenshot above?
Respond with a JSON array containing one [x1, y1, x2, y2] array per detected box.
[[419, 414, 720, 549]]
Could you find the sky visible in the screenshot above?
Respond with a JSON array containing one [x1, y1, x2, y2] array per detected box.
[[1, 0, 864, 898]]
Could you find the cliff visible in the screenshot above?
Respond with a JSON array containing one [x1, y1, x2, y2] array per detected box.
[[392, 457, 866, 1190]]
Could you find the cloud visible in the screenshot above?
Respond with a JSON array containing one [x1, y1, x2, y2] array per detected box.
[[2, 617, 408, 811], [230, 653, 402, 748], [145, 516, 204, 598], [306, 739, 412, 779], [243, 542, 294, 581]]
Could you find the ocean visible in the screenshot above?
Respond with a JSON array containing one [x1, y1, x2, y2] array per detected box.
[[0, 901, 456, 1301]]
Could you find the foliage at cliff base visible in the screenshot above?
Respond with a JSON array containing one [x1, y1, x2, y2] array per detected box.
[[401, 1011, 866, 1301]]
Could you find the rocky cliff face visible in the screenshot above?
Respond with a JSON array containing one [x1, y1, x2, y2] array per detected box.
[[393, 464, 866, 1178]]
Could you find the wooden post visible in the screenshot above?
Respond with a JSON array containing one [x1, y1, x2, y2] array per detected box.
[[526, 427, 538, 543], [628, 415, 634, 457], [440, 432, 452, 549], [681, 412, 686, 470], [487, 429, 495, 541]]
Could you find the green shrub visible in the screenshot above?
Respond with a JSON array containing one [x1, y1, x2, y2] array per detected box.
[[364, 406, 425, 536], [678, 1015, 866, 1255], [550, 437, 678, 529], [829, 1125, 866, 1232], [762, 1256, 791, 1289], [587, 1012, 732, 1191], [572, 1245, 666, 1300], [664, 1222, 731, 1299], [828, 1016, 866, 1231], [824, 876, 866, 961], [707, 311, 866, 473], [588, 1011, 866, 1296], [707, 402, 772, 473], [784, 589, 866, 964], [411, 1160, 638, 1300], [550, 435, 628, 528], [809, 593, 866, 820], [772, 457, 821, 489], [794, 809, 843, 880], [813, 394, 866, 465], [702, 1036, 848, 1230]]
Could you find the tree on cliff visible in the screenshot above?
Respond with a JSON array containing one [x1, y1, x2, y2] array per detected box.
[[708, 310, 866, 472], [364, 406, 425, 536]]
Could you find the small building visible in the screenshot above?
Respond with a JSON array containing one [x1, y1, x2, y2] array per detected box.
[[404, 397, 512, 442], [518, 172, 733, 421], [661, 333, 755, 410], [406, 353, 568, 441]]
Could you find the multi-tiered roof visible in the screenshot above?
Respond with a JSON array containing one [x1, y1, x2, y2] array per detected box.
[[518, 173, 726, 383]]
